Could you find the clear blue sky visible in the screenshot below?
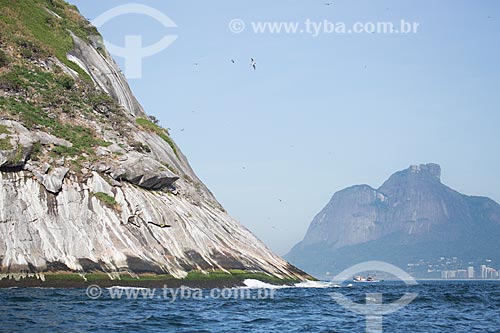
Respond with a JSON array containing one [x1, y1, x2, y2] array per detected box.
[[69, 0, 500, 255]]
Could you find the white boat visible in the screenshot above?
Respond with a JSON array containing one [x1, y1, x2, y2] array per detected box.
[[352, 275, 380, 283]]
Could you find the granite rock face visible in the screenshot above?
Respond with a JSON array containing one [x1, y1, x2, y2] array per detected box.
[[0, 1, 307, 281], [286, 163, 500, 276], [0, 171, 302, 279]]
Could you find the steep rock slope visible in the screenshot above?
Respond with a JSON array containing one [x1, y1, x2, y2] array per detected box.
[[286, 164, 500, 276], [0, 0, 307, 281]]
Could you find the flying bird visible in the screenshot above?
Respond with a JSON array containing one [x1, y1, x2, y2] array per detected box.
[[251, 58, 257, 70], [230, 59, 236, 64]]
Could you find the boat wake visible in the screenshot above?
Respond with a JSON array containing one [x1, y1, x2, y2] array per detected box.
[[294, 280, 341, 288], [242, 279, 342, 289]]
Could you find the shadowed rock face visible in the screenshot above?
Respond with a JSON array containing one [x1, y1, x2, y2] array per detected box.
[[286, 163, 500, 276], [0, 0, 308, 281]]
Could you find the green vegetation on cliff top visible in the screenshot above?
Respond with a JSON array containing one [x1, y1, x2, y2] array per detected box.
[[0, 0, 98, 78], [0, 97, 111, 157], [0, 0, 180, 173]]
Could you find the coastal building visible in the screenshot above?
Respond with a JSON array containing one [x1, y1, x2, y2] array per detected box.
[[456, 270, 467, 279], [480, 265, 499, 279], [485, 267, 499, 279], [467, 266, 475, 279], [481, 265, 487, 279], [441, 270, 457, 279]]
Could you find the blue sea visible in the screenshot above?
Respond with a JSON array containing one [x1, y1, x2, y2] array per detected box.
[[0, 280, 499, 332]]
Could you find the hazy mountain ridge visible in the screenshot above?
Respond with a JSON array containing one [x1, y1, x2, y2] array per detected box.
[[286, 163, 500, 276]]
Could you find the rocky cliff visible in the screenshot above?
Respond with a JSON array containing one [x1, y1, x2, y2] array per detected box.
[[286, 163, 500, 276], [0, 0, 307, 282]]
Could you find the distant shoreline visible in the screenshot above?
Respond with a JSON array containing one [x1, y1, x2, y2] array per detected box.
[[318, 278, 500, 283], [416, 278, 500, 282]]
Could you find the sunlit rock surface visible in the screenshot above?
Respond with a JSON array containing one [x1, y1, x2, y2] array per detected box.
[[0, 1, 307, 281]]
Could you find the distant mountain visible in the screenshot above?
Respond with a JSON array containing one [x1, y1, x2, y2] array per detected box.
[[286, 163, 500, 277]]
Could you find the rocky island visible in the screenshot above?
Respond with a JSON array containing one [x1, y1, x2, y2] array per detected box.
[[0, 0, 312, 287]]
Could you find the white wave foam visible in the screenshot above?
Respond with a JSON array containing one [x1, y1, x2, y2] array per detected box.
[[242, 279, 288, 289], [294, 280, 341, 288], [107, 286, 148, 290], [242, 279, 342, 289]]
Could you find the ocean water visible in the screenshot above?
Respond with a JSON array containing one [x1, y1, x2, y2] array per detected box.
[[0, 280, 499, 332]]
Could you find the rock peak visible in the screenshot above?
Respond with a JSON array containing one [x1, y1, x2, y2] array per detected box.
[[408, 163, 441, 181], [286, 163, 500, 277]]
